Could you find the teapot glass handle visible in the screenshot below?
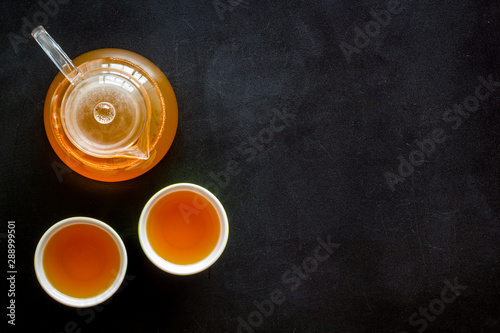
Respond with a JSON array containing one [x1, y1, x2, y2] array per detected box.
[[31, 26, 82, 84]]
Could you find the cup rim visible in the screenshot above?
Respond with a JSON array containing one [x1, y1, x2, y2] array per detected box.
[[138, 183, 229, 275], [34, 217, 128, 308]]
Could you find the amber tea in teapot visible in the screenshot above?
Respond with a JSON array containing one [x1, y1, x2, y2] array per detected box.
[[32, 26, 178, 182]]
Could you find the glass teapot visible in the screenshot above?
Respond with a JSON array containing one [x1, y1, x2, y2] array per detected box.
[[32, 26, 178, 182]]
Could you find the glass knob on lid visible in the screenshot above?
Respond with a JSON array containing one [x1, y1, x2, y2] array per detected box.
[[94, 102, 116, 124]]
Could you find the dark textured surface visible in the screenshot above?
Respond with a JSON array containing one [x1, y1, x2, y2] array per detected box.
[[1, 0, 500, 332]]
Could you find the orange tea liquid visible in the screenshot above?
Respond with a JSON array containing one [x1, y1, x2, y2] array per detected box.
[[147, 191, 220, 265], [43, 48, 179, 182], [43, 223, 121, 298]]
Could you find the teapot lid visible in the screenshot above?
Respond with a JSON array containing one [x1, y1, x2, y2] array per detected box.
[[61, 67, 150, 159]]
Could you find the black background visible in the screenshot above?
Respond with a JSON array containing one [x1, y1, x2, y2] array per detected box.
[[1, 0, 500, 332]]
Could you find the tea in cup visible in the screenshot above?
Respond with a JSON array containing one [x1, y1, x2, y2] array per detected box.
[[138, 183, 229, 275], [34, 217, 127, 307]]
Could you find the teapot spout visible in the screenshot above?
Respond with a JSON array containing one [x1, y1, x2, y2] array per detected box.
[[115, 146, 149, 160]]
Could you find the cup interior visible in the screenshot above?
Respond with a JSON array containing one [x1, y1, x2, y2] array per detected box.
[[138, 183, 229, 275], [34, 217, 128, 308]]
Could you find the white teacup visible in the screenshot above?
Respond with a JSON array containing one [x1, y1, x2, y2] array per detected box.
[[34, 217, 128, 307], [138, 183, 229, 275]]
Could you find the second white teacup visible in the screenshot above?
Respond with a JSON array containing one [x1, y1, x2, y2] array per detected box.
[[138, 183, 229, 275]]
